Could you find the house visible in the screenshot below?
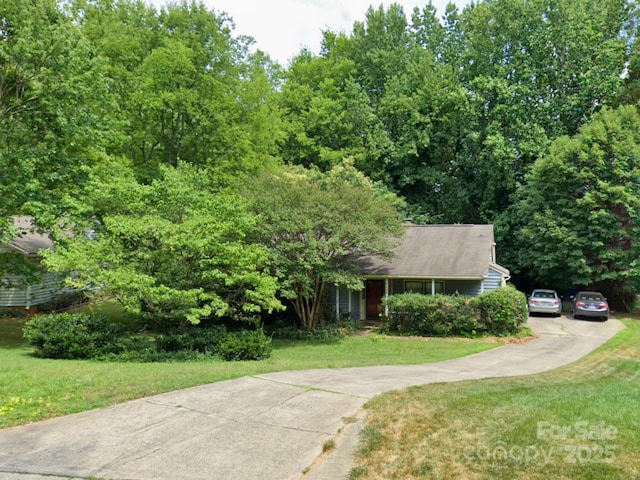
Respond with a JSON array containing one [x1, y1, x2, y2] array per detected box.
[[330, 224, 511, 320], [0, 216, 64, 310]]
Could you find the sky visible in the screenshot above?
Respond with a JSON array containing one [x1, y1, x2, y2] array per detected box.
[[149, 1, 473, 65]]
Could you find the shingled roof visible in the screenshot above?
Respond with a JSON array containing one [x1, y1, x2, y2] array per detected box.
[[356, 224, 508, 279], [1, 216, 54, 255]]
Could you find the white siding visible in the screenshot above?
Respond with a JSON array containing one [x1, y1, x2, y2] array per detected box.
[[0, 273, 64, 307]]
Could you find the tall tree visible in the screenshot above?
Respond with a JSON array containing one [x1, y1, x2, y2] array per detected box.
[[502, 105, 640, 310], [73, 0, 283, 182], [278, 50, 389, 178], [242, 160, 404, 329], [0, 0, 110, 274], [450, 0, 631, 221]]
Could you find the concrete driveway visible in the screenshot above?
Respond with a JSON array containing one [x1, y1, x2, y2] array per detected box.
[[0, 315, 625, 480]]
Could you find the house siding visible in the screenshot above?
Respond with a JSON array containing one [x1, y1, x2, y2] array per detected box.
[[482, 267, 504, 292], [0, 273, 64, 308]]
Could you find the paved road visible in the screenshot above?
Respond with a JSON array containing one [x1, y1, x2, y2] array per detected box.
[[0, 315, 625, 480]]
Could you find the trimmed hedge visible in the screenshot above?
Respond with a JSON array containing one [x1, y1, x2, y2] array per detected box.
[[381, 286, 527, 337]]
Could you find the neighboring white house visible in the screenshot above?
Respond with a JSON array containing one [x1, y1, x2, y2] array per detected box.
[[329, 224, 511, 320], [0, 216, 63, 310]]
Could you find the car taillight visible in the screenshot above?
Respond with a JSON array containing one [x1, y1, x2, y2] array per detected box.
[[599, 302, 608, 308], [576, 301, 586, 307]]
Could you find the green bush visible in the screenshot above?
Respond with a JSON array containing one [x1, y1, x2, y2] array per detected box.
[[381, 287, 527, 337], [155, 325, 228, 355], [218, 328, 273, 361], [471, 286, 528, 335], [266, 316, 360, 340], [23, 312, 126, 359], [0, 308, 28, 318]]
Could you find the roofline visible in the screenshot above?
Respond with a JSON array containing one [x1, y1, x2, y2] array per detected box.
[[362, 275, 486, 281]]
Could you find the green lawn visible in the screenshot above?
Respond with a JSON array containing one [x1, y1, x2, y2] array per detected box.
[[0, 316, 499, 429], [351, 318, 640, 480]]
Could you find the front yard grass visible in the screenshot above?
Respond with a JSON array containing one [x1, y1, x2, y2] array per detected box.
[[0, 316, 500, 429], [351, 318, 640, 480]]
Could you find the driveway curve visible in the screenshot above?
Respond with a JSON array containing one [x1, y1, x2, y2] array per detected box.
[[0, 315, 625, 480]]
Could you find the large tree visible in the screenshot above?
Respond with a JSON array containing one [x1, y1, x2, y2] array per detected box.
[[43, 160, 283, 327], [283, 0, 634, 225], [0, 0, 109, 219], [72, 0, 284, 183], [502, 105, 640, 310], [0, 0, 110, 279], [242, 160, 405, 329]]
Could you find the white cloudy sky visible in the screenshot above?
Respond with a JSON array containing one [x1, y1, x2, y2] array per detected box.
[[149, 1, 473, 65]]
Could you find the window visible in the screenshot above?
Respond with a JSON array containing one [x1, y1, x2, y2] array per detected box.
[[405, 281, 423, 294], [404, 281, 444, 295]]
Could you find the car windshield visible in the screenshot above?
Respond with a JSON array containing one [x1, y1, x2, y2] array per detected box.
[[578, 293, 604, 301], [533, 291, 555, 298]]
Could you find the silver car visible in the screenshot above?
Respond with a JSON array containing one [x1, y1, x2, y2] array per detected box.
[[571, 291, 609, 321], [528, 289, 562, 316]]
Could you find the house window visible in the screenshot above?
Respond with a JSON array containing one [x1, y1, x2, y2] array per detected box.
[[404, 281, 445, 295], [405, 281, 423, 294]]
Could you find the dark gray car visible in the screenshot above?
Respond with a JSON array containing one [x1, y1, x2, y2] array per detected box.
[[571, 291, 609, 321]]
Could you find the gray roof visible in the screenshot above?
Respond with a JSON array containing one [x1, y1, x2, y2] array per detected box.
[[356, 224, 508, 279], [1, 216, 54, 255]]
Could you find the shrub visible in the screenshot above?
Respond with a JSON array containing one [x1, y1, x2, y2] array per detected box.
[[0, 308, 28, 318], [381, 287, 527, 337], [266, 316, 360, 340], [155, 325, 228, 355], [23, 312, 126, 359], [381, 293, 480, 336], [218, 328, 273, 361], [471, 286, 528, 335]]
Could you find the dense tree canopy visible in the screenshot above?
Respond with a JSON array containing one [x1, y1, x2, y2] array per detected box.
[[242, 161, 405, 328], [70, 0, 284, 183], [0, 0, 109, 225], [3, 0, 640, 319], [43, 161, 283, 327], [500, 105, 640, 309]]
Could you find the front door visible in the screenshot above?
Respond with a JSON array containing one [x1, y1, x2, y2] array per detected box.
[[366, 280, 384, 318]]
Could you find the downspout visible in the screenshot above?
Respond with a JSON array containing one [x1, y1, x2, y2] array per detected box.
[[335, 286, 340, 319]]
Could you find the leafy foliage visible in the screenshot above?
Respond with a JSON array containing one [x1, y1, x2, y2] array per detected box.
[[473, 285, 528, 334], [503, 105, 640, 309], [23, 312, 126, 359], [243, 160, 404, 329], [0, 0, 111, 270], [72, 0, 283, 183], [43, 161, 283, 327], [381, 287, 526, 337], [155, 325, 228, 354], [3, 0, 640, 322], [217, 329, 273, 361]]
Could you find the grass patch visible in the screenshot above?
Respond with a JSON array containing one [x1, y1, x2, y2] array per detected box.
[[351, 318, 640, 480], [0, 316, 499, 429]]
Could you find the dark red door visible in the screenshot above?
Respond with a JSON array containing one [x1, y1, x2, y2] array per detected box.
[[366, 280, 384, 318]]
